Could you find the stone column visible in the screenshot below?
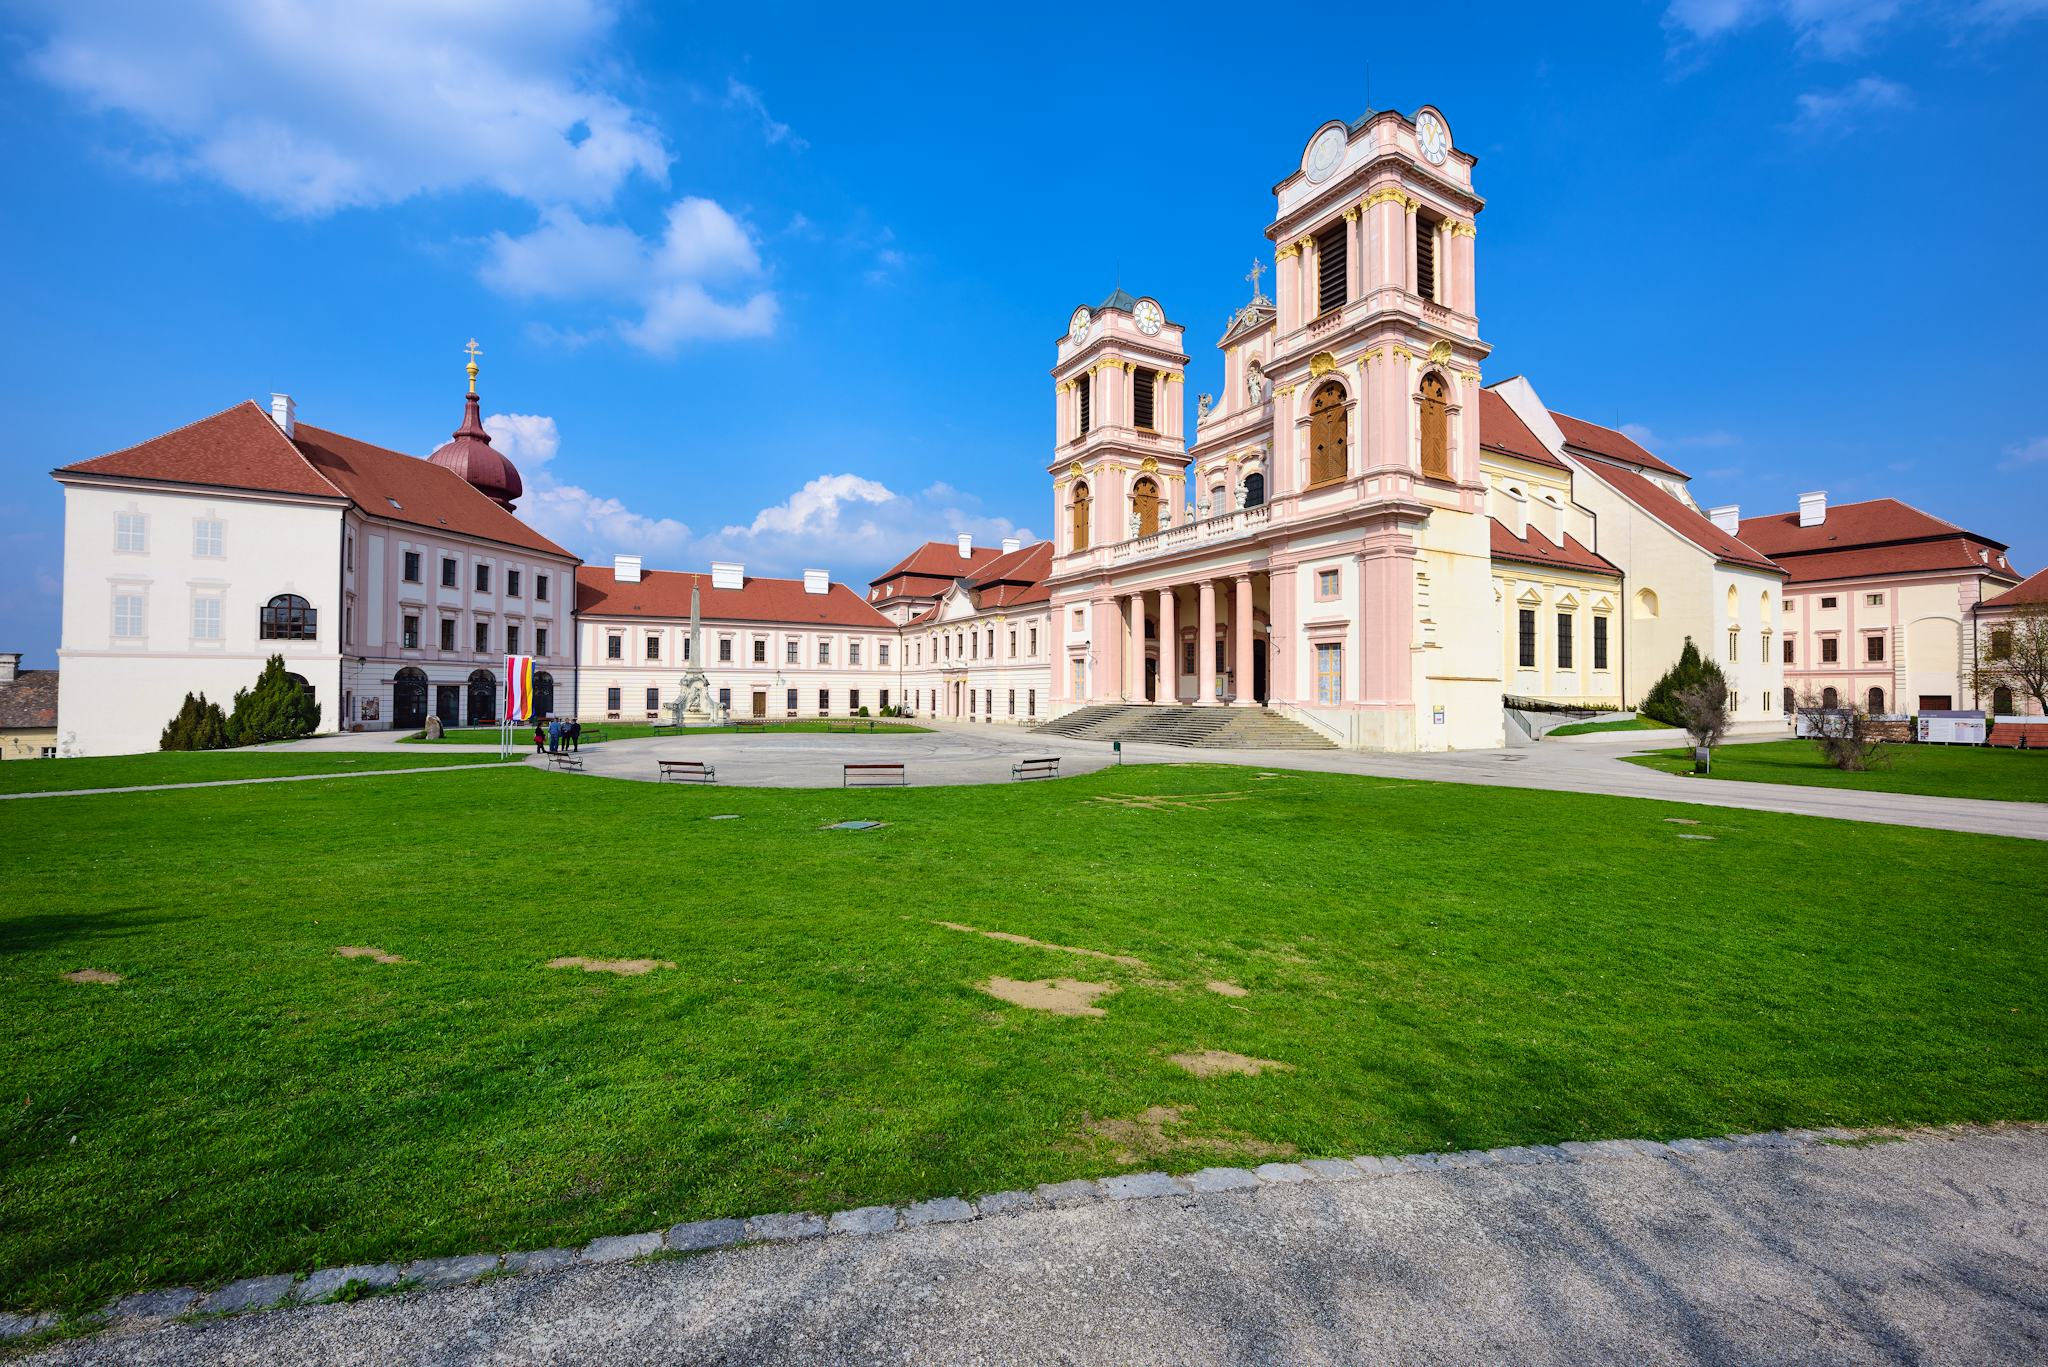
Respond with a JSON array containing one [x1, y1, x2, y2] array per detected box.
[[1126, 593, 1146, 701], [1048, 597, 1066, 703], [1197, 580, 1217, 704], [1157, 585, 1178, 702], [1095, 596, 1121, 703], [1234, 575, 1256, 706]]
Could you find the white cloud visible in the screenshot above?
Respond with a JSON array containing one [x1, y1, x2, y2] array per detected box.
[[724, 78, 807, 150], [1789, 75, 1913, 136], [485, 413, 1032, 577], [2000, 436, 2048, 471], [1665, 0, 1909, 57], [25, 0, 668, 216], [1620, 423, 1664, 449]]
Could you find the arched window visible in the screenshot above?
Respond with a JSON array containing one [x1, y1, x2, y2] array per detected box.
[[393, 667, 428, 729], [259, 593, 317, 640], [1726, 585, 1740, 618], [1309, 382, 1348, 487], [1868, 687, 1886, 714], [285, 671, 316, 716], [1782, 686, 1795, 715], [1132, 476, 1161, 537], [1993, 685, 2014, 715], [1419, 372, 1450, 480], [1633, 588, 1659, 619], [533, 671, 555, 718], [1822, 686, 1839, 709], [1243, 471, 1266, 508], [467, 669, 497, 726], [1071, 481, 1091, 552]]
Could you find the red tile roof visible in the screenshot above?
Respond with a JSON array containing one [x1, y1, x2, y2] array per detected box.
[[1984, 567, 2048, 609], [0, 670, 59, 730], [295, 423, 571, 558], [1549, 410, 1688, 479], [55, 400, 575, 559], [1577, 460, 1782, 573], [869, 540, 1006, 600], [1737, 498, 2018, 587], [1479, 390, 1564, 469], [899, 542, 1053, 619], [576, 567, 893, 628], [1488, 519, 1620, 576], [56, 401, 345, 499], [1765, 538, 2020, 586]]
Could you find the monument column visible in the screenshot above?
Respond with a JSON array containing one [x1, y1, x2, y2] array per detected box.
[[1157, 584, 1178, 702], [1234, 574, 1256, 706], [1197, 580, 1217, 704]]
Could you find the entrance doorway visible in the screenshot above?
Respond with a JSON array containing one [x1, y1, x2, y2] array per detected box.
[[393, 668, 427, 728], [1253, 640, 1268, 705], [751, 690, 767, 718], [435, 685, 461, 729], [1145, 657, 1159, 702]]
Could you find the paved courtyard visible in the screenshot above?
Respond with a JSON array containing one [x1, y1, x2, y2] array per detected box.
[[21, 1125, 2045, 1366]]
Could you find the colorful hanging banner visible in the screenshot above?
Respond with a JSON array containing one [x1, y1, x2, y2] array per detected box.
[[504, 654, 535, 720]]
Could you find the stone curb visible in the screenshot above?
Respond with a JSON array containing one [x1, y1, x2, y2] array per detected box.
[[0, 1124, 1904, 1343]]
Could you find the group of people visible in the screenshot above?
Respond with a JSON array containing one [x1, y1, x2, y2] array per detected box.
[[533, 716, 583, 754]]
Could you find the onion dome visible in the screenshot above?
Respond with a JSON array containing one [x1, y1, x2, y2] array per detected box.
[[428, 340, 522, 510]]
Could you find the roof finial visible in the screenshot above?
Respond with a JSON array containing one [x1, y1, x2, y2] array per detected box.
[[1245, 258, 1266, 301], [464, 338, 483, 395]]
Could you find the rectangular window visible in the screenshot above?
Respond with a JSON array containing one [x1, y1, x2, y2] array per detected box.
[[880, 689, 891, 711], [1517, 609, 1536, 668], [1783, 638, 1794, 664], [718, 688, 731, 711], [440, 619, 457, 651], [344, 604, 352, 647], [718, 637, 733, 663], [403, 550, 422, 583], [1557, 613, 1574, 670], [970, 633, 978, 660], [1008, 688, 1016, 716], [645, 687, 660, 714], [786, 639, 799, 664], [1416, 213, 1439, 301], [1028, 688, 1036, 717], [1866, 634, 1885, 662], [1593, 616, 1609, 671], [1866, 593, 1884, 607], [112, 593, 146, 636], [475, 620, 490, 653], [403, 614, 420, 650], [1315, 643, 1343, 704], [1819, 596, 1838, 609], [192, 596, 222, 641], [819, 640, 831, 665], [1316, 221, 1348, 315], [440, 557, 457, 587], [193, 519, 224, 557], [988, 629, 995, 657], [1077, 374, 1091, 436], [1071, 659, 1087, 697], [879, 643, 891, 666], [507, 570, 521, 597], [1183, 640, 1196, 674], [786, 687, 798, 715], [1027, 629, 1037, 656], [1007, 630, 1016, 658], [475, 563, 491, 593], [115, 513, 146, 553], [536, 574, 549, 601], [984, 688, 992, 717], [536, 627, 548, 656], [645, 634, 660, 661], [1133, 367, 1157, 431], [752, 638, 766, 663], [1727, 630, 1738, 660], [606, 634, 622, 660], [851, 642, 862, 666], [1316, 568, 1340, 599], [817, 688, 830, 716], [1821, 637, 1839, 663], [1761, 631, 1771, 664], [506, 625, 520, 655], [606, 686, 621, 713], [850, 689, 862, 712], [346, 535, 353, 572]]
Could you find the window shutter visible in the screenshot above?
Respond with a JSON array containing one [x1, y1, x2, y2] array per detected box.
[[1078, 376, 1091, 434], [1316, 224, 1347, 315], [1419, 374, 1450, 479], [1416, 216, 1438, 301], [1133, 368, 1156, 430]]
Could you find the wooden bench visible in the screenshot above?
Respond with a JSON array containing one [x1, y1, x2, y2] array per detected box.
[[828, 718, 878, 733], [732, 717, 769, 733], [657, 759, 716, 784], [545, 752, 584, 773], [1011, 756, 1060, 781], [843, 762, 906, 787]]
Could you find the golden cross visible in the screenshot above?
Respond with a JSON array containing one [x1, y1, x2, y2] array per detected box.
[[1245, 258, 1265, 298], [464, 338, 482, 393]]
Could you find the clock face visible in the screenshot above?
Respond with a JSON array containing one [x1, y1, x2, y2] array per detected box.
[[1133, 299, 1164, 336], [1068, 306, 1091, 342], [1416, 112, 1450, 166], [1304, 126, 1345, 184]]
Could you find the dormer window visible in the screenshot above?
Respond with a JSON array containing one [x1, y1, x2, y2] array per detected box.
[[1316, 221, 1347, 315], [1416, 210, 1440, 301], [1133, 368, 1157, 431]]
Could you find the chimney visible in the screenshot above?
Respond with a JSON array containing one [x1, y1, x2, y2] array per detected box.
[[0, 652, 18, 686], [1708, 504, 1740, 537], [957, 533, 973, 558], [1001, 536, 1021, 555], [711, 561, 744, 590], [614, 554, 642, 584], [1798, 490, 1827, 528], [270, 393, 296, 439], [802, 568, 829, 596]]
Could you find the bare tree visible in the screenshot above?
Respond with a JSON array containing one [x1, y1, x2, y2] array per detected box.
[[1973, 603, 2048, 715], [1675, 678, 1731, 751], [1799, 689, 1889, 773]]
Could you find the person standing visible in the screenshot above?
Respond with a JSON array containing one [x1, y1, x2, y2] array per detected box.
[[567, 719, 582, 752], [532, 719, 546, 754], [548, 716, 562, 753]]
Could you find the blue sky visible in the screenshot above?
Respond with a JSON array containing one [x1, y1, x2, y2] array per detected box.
[[3, 0, 2045, 665]]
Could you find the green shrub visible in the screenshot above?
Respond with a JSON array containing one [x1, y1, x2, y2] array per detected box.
[[158, 692, 232, 751], [1641, 637, 1727, 729], [227, 655, 322, 745]]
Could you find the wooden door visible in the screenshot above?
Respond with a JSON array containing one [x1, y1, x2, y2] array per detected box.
[[751, 691, 767, 718]]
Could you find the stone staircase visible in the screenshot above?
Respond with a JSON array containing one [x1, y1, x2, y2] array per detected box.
[[1031, 704, 1337, 750]]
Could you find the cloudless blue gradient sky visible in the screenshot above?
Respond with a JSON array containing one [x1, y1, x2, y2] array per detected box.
[[3, 1, 2044, 664]]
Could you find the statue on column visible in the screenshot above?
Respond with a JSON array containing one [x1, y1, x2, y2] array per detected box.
[[674, 580, 716, 724]]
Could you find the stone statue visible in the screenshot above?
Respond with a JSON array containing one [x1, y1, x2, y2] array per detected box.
[[1127, 511, 1142, 539], [675, 581, 716, 724], [1246, 363, 1268, 406], [1197, 392, 1215, 422]]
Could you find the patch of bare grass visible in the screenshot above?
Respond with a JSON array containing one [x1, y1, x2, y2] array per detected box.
[[1078, 1104, 1296, 1164], [546, 956, 676, 976], [1168, 1050, 1292, 1078], [978, 977, 1116, 1017], [334, 946, 411, 966]]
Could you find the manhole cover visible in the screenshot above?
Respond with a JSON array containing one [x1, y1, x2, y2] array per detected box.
[[824, 820, 886, 831], [709, 814, 741, 821]]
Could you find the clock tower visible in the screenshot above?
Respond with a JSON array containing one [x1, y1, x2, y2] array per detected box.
[[1047, 289, 1190, 558]]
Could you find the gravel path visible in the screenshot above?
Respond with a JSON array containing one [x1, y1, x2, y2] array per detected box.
[[22, 1125, 2045, 1366]]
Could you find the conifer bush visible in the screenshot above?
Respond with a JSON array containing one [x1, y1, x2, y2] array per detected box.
[[1640, 637, 1727, 729], [158, 692, 232, 751], [226, 655, 322, 745]]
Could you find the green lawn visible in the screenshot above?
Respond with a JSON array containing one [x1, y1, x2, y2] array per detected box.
[[0, 749, 516, 795], [404, 719, 933, 745], [1545, 716, 1666, 738], [1626, 738, 2048, 802], [2, 763, 2043, 1314]]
